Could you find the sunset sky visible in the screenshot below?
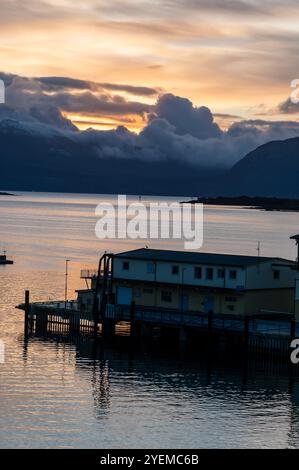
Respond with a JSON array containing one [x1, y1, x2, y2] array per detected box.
[[1, 0, 299, 131]]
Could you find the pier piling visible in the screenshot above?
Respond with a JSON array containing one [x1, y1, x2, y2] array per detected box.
[[24, 290, 30, 339]]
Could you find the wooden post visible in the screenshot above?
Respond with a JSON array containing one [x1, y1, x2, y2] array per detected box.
[[208, 310, 213, 336], [102, 320, 116, 338], [24, 290, 30, 339], [130, 301, 136, 322], [179, 327, 188, 351], [289, 317, 296, 391], [244, 316, 250, 353], [290, 318, 296, 341]]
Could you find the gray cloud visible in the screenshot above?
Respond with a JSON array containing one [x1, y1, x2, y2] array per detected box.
[[99, 83, 158, 96], [278, 98, 299, 115], [3, 74, 152, 121], [69, 115, 299, 169], [38, 76, 158, 96], [1, 73, 299, 170], [152, 93, 222, 139], [38, 76, 95, 91]]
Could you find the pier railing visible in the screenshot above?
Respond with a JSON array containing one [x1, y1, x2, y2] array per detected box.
[[19, 299, 298, 340], [104, 304, 297, 337], [19, 300, 80, 312]]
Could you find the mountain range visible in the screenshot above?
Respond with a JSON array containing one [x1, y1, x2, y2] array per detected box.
[[1, 118, 299, 198]]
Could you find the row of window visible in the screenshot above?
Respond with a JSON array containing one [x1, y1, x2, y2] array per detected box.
[[136, 289, 238, 302], [194, 267, 237, 280], [132, 287, 239, 312], [158, 290, 237, 309], [122, 261, 238, 281], [122, 262, 281, 282]]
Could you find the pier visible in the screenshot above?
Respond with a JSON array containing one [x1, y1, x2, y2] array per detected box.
[[18, 290, 299, 359], [17, 242, 299, 361]]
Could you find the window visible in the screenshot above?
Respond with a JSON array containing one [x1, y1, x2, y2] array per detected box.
[[227, 305, 235, 311], [273, 270, 280, 280], [229, 270, 237, 280], [134, 288, 141, 298], [194, 267, 202, 279], [172, 265, 179, 275], [218, 268, 225, 279], [147, 262, 155, 274], [225, 296, 237, 302], [161, 290, 172, 303], [206, 268, 214, 280], [143, 288, 153, 295], [122, 261, 129, 271]]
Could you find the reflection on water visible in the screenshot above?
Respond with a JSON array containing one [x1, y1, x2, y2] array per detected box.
[[1, 192, 299, 448], [2, 327, 299, 449]]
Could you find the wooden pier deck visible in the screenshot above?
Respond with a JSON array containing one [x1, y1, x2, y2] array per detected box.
[[17, 291, 299, 359]]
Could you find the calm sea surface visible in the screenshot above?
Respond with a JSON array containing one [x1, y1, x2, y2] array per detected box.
[[0, 191, 299, 449]]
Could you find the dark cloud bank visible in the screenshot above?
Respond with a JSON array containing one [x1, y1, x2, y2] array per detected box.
[[1, 73, 299, 196]]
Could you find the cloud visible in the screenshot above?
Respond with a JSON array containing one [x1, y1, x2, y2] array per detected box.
[[38, 76, 159, 96], [278, 97, 299, 115], [1, 73, 299, 171], [151, 93, 222, 139], [99, 83, 159, 96], [3, 74, 152, 126]]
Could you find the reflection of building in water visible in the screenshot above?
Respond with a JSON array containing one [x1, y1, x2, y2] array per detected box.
[[25, 329, 299, 434], [288, 379, 299, 447], [91, 360, 110, 418]]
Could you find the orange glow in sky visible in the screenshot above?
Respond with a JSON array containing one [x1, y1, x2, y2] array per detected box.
[[1, 0, 299, 129]]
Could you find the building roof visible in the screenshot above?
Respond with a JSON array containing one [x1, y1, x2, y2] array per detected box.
[[115, 248, 295, 268]]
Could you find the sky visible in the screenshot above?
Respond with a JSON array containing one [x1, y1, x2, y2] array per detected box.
[[1, 0, 299, 132], [1, 0, 299, 173]]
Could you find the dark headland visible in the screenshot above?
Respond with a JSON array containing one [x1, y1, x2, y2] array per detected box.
[[181, 195, 299, 211]]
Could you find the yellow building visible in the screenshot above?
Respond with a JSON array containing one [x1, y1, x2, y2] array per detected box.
[[78, 248, 297, 318]]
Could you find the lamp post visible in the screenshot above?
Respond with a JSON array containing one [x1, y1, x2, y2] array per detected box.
[[65, 259, 70, 308]]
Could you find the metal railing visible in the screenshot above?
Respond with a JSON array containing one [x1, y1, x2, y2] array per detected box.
[[30, 300, 79, 311], [103, 305, 297, 337], [80, 269, 98, 279], [20, 300, 297, 339], [80, 269, 113, 279]]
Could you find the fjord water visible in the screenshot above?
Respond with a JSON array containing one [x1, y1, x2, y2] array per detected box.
[[1, 191, 299, 449]]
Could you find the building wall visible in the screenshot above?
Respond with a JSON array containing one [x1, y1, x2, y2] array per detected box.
[[113, 257, 246, 290], [244, 288, 294, 315], [78, 281, 294, 317], [295, 275, 299, 321], [77, 289, 94, 311], [113, 280, 246, 315], [114, 257, 296, 292], [246, 261, 295, 290]]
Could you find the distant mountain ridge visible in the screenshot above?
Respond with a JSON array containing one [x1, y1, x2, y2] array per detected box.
[[225, 137, 299, 198], [1, 118, 299, 198], [0, 119, 221, 196]]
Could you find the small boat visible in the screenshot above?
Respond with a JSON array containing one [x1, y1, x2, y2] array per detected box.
[[0, 252, 13, 265]]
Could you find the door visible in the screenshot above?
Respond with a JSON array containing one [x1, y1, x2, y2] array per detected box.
[[180, 294, 189, 311], [203, 296, 214, 314], [117, 287, 133, 305]]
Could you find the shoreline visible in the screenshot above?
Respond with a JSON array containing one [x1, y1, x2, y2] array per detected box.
[[181, 195, 299, 211]]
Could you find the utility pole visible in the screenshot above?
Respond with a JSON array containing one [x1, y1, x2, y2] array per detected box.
[[257, 241, 261, 257]]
